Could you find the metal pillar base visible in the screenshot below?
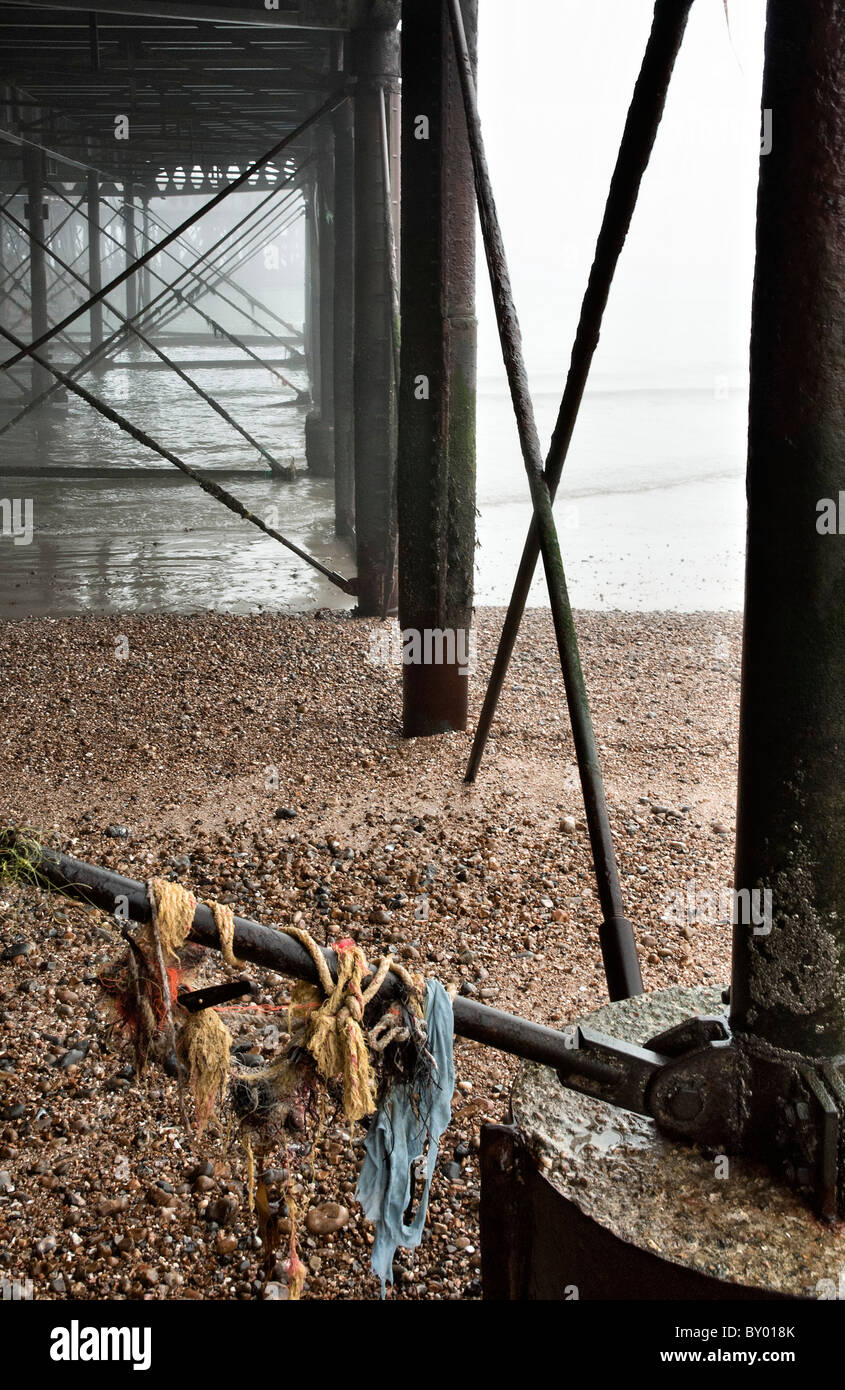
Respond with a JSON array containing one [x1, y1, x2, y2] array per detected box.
[[402, 661, 469, 738], [305, 412, 335, 476], [481, 987, 839, 1300]]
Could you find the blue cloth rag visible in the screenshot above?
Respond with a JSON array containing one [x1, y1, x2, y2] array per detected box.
[[355, 978, 455, 1296]]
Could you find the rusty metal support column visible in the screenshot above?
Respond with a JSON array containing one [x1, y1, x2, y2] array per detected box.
[[23, 142, 50, 394], [139, 194, 151, 311], [731, 0, 845, 1058], [351, 4, 400, 615], [123, 181, 137, 325], [305, 122, 336, 476], [303, 171, 318, 403], [397, 0, 477, 734], [86, 168, 103, 359], [333, 83, 356, 537]]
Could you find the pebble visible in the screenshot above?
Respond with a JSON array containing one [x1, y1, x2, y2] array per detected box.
[[263, 1281, 289, 1300], [147, 1186, 177, 1208], [305, 1202, 349, 1236], [206, 1196, 238, 1225], [58, 1048, 86, 1070], [97, 1197, 129, 1217], [0, 607, 741, 1304], [1, 941, 34, 962]]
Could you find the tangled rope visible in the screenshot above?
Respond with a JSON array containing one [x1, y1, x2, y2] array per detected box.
[[135, 881, 426, 1131], [276, 926, 424, 1124]]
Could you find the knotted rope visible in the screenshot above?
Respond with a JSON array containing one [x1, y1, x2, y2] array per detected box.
[[141, 880, 424, 1130], [276, 927, 424, 1124]]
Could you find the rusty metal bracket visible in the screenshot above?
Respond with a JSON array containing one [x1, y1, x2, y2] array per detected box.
[[554, 1010, 845, 1222]]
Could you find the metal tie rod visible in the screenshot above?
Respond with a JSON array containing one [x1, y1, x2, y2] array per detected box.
[[0, 204, 292, 475], [466, 0, 695, 785], [447, 0, 642, 1002], [1, 89, 347, 371], [0, 174, 308, 435], [0, 190, 84, 293], [139, 195, 303, 343], [145, 202, 303, 343], [0, 322, 356, 594], [48, 179, 307, 396], [143, 189, 304, 345]]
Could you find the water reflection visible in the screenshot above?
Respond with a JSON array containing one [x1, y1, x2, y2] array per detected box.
[[0, 349, 356, 616]]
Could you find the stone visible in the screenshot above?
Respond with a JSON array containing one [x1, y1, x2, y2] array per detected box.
[[58, 1048, 86, 1070], [2, 940, 34, 962], [206, 1195, 238, 1225], [304, 1202, 349, 1236], [263, 1281, 289, 1300], [147, 1186, 177, 1208], [97, 1197, 128, 1217]]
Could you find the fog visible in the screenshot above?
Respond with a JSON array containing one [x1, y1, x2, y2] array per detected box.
[[476, 0, 768, 387]]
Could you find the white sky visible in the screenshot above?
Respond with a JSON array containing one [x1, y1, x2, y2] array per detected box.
[[476, 0, 768, 385]]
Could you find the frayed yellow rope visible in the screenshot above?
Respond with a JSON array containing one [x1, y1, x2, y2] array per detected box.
[[180, 1006, 232, 1135], [144, 877, 196, 963], [207, 899, 244, 969]]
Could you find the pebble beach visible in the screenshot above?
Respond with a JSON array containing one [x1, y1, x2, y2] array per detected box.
[[0, 606, 742, 1300]]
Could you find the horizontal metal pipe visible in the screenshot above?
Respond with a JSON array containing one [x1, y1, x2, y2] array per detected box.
[[6, 837, 616, 1083], [0, 0, 352, 31]]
